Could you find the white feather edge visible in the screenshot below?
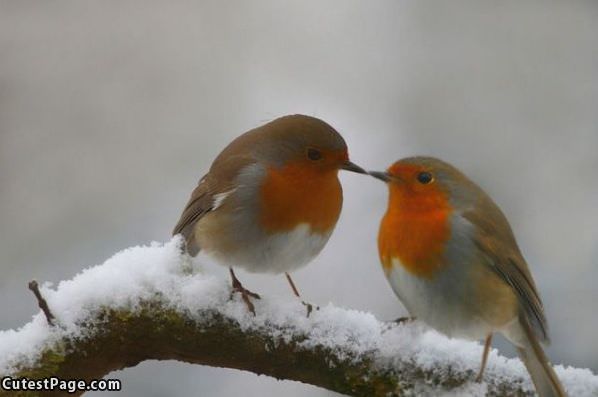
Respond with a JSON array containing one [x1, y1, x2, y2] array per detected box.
[[212, 188, 237, 210]]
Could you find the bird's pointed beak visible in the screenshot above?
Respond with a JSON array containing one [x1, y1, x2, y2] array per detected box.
[[341, 160, 367, 174], [368, 170, 391, 182]]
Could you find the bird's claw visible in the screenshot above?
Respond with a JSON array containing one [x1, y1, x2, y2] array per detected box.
[[230, 282, 261, 316], [301, 301, 319, 318]]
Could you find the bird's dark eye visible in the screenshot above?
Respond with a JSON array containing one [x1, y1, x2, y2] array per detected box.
[[417, 171, 433, 184], [307, 148, 322, 161]]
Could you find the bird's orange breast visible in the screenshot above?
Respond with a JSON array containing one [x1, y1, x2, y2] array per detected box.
[[259, 161, 342, 234], [378, 186, 452, 279]]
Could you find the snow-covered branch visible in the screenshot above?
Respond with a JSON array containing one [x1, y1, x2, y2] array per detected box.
[[1, 238, 596, 396]]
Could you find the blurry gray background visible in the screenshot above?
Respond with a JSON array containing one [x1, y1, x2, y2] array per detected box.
[[1, 1, 597, 396]]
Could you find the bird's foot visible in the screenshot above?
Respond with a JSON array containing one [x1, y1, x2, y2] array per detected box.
[[230, 276, 261, 316], [231, 284, 260, 300], [230, 285, 261, 316], [301, 301, 319, 318]]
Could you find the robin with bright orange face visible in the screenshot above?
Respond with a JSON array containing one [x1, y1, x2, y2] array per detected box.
[[370, 157, 566, 397], [173, 115, 365, 314]]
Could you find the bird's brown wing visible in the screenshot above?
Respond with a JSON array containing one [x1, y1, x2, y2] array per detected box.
[[463, 207, 549, 343], [172, 151, 257, 255], [172, 174, 213, 239], [172, 115, 317, 244]]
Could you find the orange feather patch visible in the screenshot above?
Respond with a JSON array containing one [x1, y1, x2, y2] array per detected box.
[[259, 160, 343, 233], [378, 183, 452, 279]]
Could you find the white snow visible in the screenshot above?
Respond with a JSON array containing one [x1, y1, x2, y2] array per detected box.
[[1, 237, 597, 396]]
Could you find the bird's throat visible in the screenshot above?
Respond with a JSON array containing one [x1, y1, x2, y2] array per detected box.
[[259, 162, 342, 234], [378, 189, 452, 279]]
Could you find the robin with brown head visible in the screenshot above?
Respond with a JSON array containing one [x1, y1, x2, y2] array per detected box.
[[370, 156, 567, 397], [173, 114, 366, 315]]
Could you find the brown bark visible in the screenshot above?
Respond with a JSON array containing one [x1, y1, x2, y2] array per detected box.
[[1, 300, 532, 397]]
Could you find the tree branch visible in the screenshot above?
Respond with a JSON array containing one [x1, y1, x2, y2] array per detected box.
[[28, 281, 55, 327], [2, 301, 531, 397], [1, 240, 594, 396]]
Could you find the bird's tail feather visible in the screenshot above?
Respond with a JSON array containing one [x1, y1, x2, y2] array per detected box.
[[516, 315, 567, 397]]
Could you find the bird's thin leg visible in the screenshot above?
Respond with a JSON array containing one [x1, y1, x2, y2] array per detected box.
[[285, 272, 318, 317], [229, 268, 260, 315], [285, 272, 301, 297], [476, 333, 493, 382]]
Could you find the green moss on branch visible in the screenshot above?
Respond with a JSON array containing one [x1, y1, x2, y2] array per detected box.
[[2, 301, 530, 397]]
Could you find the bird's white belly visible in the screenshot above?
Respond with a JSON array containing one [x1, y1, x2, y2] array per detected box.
[[208, 223, 331, 274], [386, 258, 493, 340]]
